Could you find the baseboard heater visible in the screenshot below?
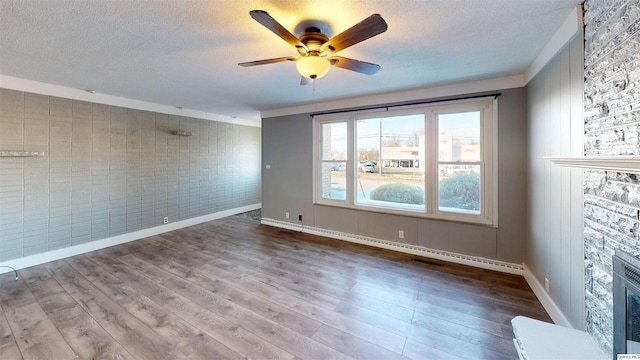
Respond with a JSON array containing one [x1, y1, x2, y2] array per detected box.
[[261, 218, 523, 275]]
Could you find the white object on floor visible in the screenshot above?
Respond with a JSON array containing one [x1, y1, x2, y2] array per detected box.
[[511, 316, 608, 360]]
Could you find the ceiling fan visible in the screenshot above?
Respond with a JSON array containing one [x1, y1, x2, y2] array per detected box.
[[238, 10, 388, 84]]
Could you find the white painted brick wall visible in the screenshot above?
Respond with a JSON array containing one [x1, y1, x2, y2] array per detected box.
[[0, 89, 261, 262], [584, 0, 640, 354]]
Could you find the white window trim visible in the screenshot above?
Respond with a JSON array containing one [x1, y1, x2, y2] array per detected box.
[[429, 100, 496, 225], [313, 97, 498, 227]]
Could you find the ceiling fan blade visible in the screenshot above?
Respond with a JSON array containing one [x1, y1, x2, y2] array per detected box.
[[238, 56, 298, 67], [249, 10, 309, 53], [329, 56, 380, 75], [320, 14, 387, 56], [300, 77, 313, 86]]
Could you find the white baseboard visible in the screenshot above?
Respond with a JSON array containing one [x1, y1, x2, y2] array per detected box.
[[0, 203, 260, 273], [261, 218, 523, 275], [522, 263, 573, 327]]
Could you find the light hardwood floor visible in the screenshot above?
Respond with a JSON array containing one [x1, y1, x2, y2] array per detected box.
[[0, 215, 551, 359]]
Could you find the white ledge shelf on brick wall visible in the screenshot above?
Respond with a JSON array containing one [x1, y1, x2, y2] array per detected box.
[[0, 151, 46, 157], [545, 156, 640, 174], [511, 316, 606, 360]]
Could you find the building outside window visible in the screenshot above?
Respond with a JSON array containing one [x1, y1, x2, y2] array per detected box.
[[315, 97, 497, 226]]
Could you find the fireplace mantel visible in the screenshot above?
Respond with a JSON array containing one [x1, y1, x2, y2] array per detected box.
[[545, 156, 640, 174]]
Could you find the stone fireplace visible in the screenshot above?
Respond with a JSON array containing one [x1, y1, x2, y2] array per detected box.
[[583, 0, 640, 355]]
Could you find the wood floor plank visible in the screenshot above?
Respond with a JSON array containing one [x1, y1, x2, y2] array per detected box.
[[0, 340, 23, 360], [192, 221, 518, 321], [311, 324, 410, 360], [153, 235, 345, 310], [493, 298, 551, 322], [1, 215, 552, 359], [42, 260, 142, 338], [336, 292, 415, 323], [0, 303, 16, 349], [213, 219, 430, 281], [4, 302, 77, 360], [85, 250, 297, 360], [411, 304, 504, 338], [126, 244, 323, 337], [117, 253, 354, 360], [17, 266, 67, 301], [64, 255, 244, 360], [164, 226, 369, 290], [334, 293, 517, 359], [48, 302, 133, 360], [193, 261, 409, 355], [161, 223, 518, 357], [193, 222, 426, 290], [115, 324, 193, 360], [151, 236, 352, 309], [0, 273, 37, 312], [402, 338, 466, 360], [19, 267, 134, 360], [123, 246, 408, 358]]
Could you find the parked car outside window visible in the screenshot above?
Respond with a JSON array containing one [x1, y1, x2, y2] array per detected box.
[[358, 161, 376, 173]]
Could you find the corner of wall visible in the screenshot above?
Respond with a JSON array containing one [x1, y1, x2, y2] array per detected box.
[[523, 263, 574, 328], [525, 5, 583, 84]]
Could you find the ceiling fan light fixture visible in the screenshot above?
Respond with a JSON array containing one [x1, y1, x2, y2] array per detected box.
[[296, 56, 331, 79]]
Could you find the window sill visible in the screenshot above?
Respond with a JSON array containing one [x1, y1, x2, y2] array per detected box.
[[314, 201, 496, 227]]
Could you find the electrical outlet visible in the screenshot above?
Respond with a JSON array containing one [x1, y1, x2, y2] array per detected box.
[[285, 212, 289, 219], [163, 217, 169, 224], [298, 214, 302, 221], [398, 230, 404, 239], [544, 277, 550, 292]]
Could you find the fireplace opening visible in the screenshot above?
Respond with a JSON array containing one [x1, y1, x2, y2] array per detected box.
[[613, 249, 640, 356], [627, 291, 640, 353]]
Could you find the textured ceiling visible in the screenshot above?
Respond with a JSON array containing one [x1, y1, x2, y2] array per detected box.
[[0, 0, 581, 121]]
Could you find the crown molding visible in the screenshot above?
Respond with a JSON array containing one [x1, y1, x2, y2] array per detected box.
[[0, 74, 261, 128]]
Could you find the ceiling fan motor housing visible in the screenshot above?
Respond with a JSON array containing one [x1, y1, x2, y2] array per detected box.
[[298, 28, 329, 54]]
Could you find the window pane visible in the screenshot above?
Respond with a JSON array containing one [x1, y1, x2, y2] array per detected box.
[[357, 118, 380, 163], [356, 115, 425, 209], [438, 165, 480, 214], [320, 162, 346, 200], [438, 111, 480, 162], [321, 122, 347, 161]]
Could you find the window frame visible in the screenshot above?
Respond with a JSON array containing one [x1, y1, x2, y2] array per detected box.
[[313, 97, 498, 226], [317, 120, 350, 204]]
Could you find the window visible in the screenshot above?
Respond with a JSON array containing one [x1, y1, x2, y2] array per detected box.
[[319, 122, 347, 200], [356, 115, 425, 212], [315, 97, 496, 225], [437, 111, 481, 215]]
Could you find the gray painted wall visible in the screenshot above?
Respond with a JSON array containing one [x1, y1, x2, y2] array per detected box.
[[262, 88, 528, 263], [0, 89, 261, 262], [526, 34, 585, 329]]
